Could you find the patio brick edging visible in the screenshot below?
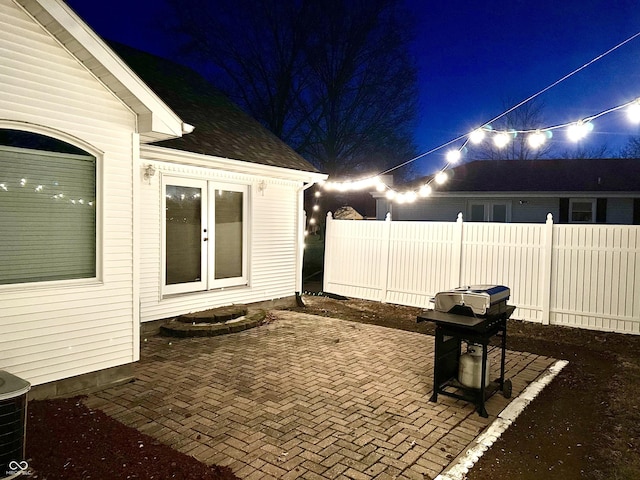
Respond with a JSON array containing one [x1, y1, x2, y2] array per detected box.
[[435, 359, 569, 480]]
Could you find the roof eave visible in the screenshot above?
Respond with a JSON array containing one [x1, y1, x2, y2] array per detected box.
[[16, 0, 184, 141]]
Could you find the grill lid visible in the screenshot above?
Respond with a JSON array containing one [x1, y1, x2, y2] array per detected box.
[[434, 285, 510, 316]]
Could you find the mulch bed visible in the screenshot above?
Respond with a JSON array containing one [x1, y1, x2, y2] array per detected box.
[[25, 396, 239, 480]]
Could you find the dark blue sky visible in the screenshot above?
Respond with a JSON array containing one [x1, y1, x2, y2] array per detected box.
[[66, 0, 640, 177]]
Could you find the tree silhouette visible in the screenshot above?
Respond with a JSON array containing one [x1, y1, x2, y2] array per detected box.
[[164, 0, 417, 177]]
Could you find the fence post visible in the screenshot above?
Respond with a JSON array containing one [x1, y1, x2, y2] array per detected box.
[[540, 213, 554, 325], [322, 212, 333, 293], [379, 212, 392, 302], [451, 212, 464, 286]]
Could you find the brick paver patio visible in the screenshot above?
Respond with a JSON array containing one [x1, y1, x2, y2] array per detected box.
[[86, 311, 557, 479]]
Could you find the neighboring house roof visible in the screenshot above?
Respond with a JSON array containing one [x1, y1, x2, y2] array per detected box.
[[110, 43, 319, 174], [409, 159, 640, 193]]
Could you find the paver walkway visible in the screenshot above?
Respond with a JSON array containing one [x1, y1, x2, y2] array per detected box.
[[86, 311, 557, 479]]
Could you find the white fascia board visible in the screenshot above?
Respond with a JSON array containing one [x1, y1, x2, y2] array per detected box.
[[27, 0, 184, 139], [141, 145, 327, 183]]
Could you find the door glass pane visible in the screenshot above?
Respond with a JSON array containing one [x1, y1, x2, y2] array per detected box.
[[492, 204, 507, 222], [166, 185, 202, 285], [215, 189, 243, 279], [470, 204, 485, 222]]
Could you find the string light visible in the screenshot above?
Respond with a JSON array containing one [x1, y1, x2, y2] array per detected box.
[[627, 99, 640, 123], [315, 32, 640, 204], [318, 95, 640, 203], [446, 149, 462, 163], [492, 131, 511, 149]]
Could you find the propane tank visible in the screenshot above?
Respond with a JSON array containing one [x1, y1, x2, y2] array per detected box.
[[458, 344, 490, 389]]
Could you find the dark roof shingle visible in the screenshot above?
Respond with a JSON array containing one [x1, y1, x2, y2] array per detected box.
[[110, 42, 319, 173]]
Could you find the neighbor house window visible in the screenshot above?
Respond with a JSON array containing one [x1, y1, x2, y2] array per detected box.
[[163, 176, 248, 295], [468, 201, 511, 222], [0, 143, 96, 285], [569, 199, 595, 223]]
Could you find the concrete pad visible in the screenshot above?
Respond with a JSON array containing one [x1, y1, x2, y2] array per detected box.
[[86, 311, 558, 479]]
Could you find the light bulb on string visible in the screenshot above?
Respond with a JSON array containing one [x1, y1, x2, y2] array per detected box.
[[446, 149, 462, 164], [527, 130, 548, 149], [627, 100, 640, 123], [404, 191, 417, 203], [469, 128, 486, 144], [419, 184, 432, 197], [493, 132, 511, 149], [567, 121, 593, 142], [376, 182, 386, 192], [435, 171, 448, 185], [385, 189, 396, 200]]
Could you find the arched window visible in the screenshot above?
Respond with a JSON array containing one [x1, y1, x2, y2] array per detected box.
[[0, 129, 96, 285]]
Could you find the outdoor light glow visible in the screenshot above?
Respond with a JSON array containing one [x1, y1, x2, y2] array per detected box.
[[405, 191, 417, 203], [314, 191, 321, 197], [446, 149, 462, 164], [627, 101, 640, 123], [419, 184, 432, 197], [493, 132, 510, 149], [469, 129, 485, 144], [309, 218, 316, 225], [385, 189, 396, 200], [20, 178, 27, 187], [435, 171, 448, 185], [376, 182, 386, 192], [527, 130, 547, 149], [395, 193, 406, 204], [312, 205, 319, 211], [0, 183, 6, 191], [567, 121, 593, 142]]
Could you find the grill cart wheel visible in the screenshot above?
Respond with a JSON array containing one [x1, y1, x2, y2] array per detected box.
[[502, 379, 512, 398]]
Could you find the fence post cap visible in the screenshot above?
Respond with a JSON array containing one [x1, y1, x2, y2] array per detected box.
[[326, 211, 333, 219]]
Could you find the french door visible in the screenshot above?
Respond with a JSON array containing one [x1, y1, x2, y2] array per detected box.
[[162, 176, 247, 295]]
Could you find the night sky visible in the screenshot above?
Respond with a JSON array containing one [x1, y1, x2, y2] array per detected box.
[[65, 0, 640, 177]]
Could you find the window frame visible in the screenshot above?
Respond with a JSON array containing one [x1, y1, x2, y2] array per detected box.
[[0, 142, 102, 289], [569, 198, 596, 223]]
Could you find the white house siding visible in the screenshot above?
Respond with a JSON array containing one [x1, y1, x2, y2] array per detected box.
[[138, 160, 301, 322], [386, 197, 467, 221], [510, 197, 558, 223], [0, 0, 137, 385]]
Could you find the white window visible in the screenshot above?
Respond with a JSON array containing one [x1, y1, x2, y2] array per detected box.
[[162, 176, 248, 295], [569, 199, 596, 223], [0, 144, 97, 285], [468, 201, 511, 222]]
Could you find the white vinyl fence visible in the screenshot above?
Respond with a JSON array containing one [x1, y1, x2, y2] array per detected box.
[[323, 213, 640, 334]]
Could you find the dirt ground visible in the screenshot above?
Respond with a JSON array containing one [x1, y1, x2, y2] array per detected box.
[[23, 294, 639, 480], [291, 294, 640, 480]]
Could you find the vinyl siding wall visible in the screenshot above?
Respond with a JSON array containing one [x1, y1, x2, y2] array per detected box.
[[138, 160, 301, 322], [0, 0, 137, 385], [383, 195, 635, 224]]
